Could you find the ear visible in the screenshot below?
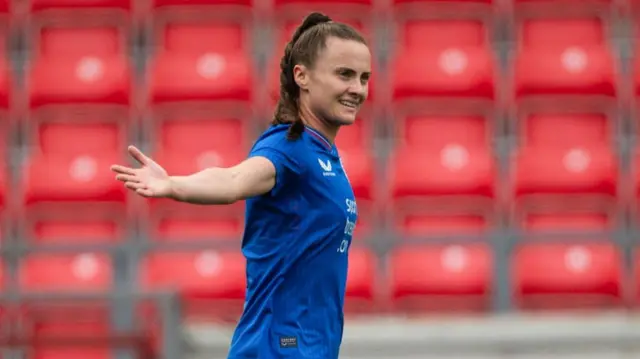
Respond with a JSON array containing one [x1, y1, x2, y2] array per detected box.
[[293, 64, 310, 91]]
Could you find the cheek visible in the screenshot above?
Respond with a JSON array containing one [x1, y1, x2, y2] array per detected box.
[[308, 77, 348, 108], [311, 84, 341, 105]]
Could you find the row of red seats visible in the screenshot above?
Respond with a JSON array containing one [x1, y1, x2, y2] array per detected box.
[[0, 243, 627, 359], [0, 112, 631, 243], [0, 0, 622, 12], [0, 17, 634, 114], [0, 242, 635, 314]]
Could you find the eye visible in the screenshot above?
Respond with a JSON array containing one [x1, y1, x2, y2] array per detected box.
[[360, 73, 371, 85], [338, 69, 353, 79]]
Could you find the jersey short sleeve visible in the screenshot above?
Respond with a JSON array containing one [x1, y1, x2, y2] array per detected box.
[[248, 127, 305, 196]]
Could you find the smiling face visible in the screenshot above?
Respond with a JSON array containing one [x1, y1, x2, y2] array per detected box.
[[293, 36, 372, 127]]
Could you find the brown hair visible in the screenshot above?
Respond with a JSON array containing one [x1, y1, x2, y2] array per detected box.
[[271, 12, 367, 140]]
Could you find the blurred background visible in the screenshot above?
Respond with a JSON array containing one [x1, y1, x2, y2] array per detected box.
[[0, 0, 639, 358]]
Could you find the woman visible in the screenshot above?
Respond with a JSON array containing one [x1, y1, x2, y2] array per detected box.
[[111, 12, 371, 359]]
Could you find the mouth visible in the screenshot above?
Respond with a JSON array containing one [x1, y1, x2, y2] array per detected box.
[[339, 99, 359, 109]]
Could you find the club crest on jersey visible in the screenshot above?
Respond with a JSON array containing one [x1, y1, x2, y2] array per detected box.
[[318, 158, 335, 177]]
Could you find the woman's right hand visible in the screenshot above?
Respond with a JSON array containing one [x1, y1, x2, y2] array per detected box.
[[111, 145, 173, 198]]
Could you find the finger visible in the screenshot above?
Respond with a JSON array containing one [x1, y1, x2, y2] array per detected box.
[[128, 145, 152, 166], [125, 181, 147, 191], [136, 188, 154, 197], [111, 165, 136, 175], [115, 174, 140, 183]]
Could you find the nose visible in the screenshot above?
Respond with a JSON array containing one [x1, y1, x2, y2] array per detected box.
[[348, 80, 367, 98]]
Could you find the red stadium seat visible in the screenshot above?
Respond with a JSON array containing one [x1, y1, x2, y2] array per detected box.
[[398, 214, 488, 237], [388, 116, 495, 226], [514, 0, 610, 2], [23, 151, 127, 205], [149, 119, 247, 242], [397, 114, 489, 148], [140, 250, 246, 320], [336, 119, 368, 150], [19, 253, 112, 292], [0, 258, 4, 289], [336, 120, 374, 202], [23, 122, 125, 209], [155, 216, 242, 242], [389, 146, 495, 198], [148, 51, 252, 105], [21, 148, 127, 244], [149, 1, 253, 38], [154, 118, 247, 154], [513, 113, 617, 211], [29, 0, 131, 12], [35, 122, 123, 155], [152, 0, 251, 7], [159, 23, 247, 54], [344, 247, 376, 314], [338, 148, 374, 200], [514, 19, 616, 103], [37, 26, 124, 57], [23, 122, 126, 238], [28, 55, 131, 109], [27, 26, 130, 110], [391, 0, 494, 21], [18, 254, 115, 359], [511, 0, 612, 9], [149, 21, 253, 118], [273, 0, 371, 6], [390, 243, 492, 312], [519, 113, 612, 147], [0, 151, 7, 211], [513, 242, 623, 310], [391, 20, 495, 105], [634, 37, 640, 97], [512, 0, 613, 18], [513, 0, 610, 2], [30, 348, 112, 359], [514, 145, 617, 196], [25, 5, 132, 67], [31, 221, 123, 244], [0, 45, 11, 114], [271, 0, 372, 22], [394, 0, 492, 4], [633, 148, 640, 198], [523, 213, 611, 232], [388, 116, 494, 236]]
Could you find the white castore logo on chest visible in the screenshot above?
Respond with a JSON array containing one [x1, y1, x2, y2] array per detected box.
[[318, 158, 335, 177]]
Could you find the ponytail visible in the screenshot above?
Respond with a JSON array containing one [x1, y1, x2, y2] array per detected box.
[[272, 12, 332, 140]]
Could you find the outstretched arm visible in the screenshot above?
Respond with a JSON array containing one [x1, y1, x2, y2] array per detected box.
[[169, 156, 276, 204], [111, 146, 276, 205]]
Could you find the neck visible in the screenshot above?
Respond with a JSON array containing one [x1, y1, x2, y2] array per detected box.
[[298, 103, 338, 144]]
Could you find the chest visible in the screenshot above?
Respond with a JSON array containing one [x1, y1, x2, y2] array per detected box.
[[305, 153, 358, 225]]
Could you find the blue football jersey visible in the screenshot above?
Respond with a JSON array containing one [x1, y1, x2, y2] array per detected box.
[[227, 124, 358, 359]]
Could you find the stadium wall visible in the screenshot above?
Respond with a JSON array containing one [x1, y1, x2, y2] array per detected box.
[[184, 314, 640, 359]]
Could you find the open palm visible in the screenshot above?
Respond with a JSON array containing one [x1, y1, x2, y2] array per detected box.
[[111, 145, 172, 198]]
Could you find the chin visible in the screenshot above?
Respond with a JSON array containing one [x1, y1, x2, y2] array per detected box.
[[334, 113, 358, 126]]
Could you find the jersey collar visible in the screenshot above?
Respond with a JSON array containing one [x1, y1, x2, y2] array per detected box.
[[305, 126, 333, 151]]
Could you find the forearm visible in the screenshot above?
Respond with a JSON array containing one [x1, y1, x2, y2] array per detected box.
[[168, 167, 238, 205]]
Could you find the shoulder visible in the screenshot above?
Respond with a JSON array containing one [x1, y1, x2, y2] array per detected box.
[[249, 124, 308, 175], [251, 124, 306, 156]]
